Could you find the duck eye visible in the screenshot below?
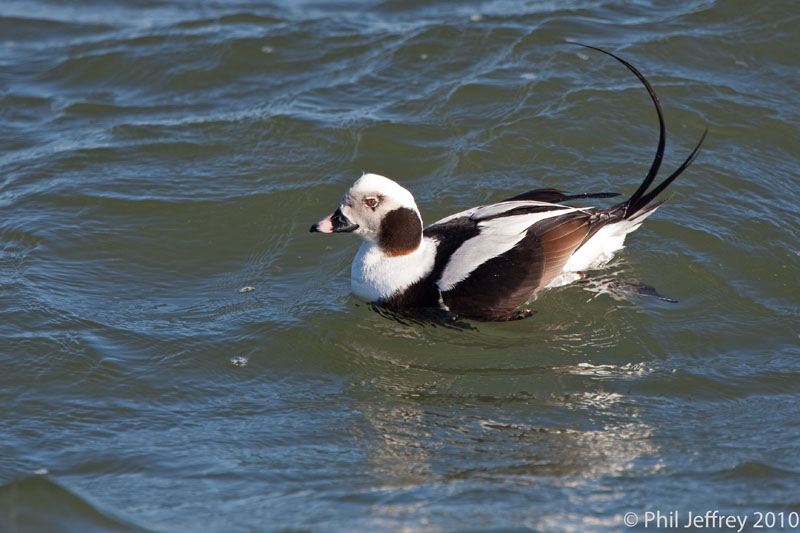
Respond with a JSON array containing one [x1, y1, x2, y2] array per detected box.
[[364, 196, 379, 209]]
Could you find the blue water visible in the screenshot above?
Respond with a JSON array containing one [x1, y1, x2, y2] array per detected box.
[[1, 1, 799, 531]]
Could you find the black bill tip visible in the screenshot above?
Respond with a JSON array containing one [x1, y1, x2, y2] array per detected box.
[[310, 208, 359, 233]]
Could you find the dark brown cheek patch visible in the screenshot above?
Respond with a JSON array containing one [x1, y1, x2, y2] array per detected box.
[[379, 207, 422, 257]]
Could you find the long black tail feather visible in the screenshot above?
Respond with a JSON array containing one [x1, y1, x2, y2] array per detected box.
[[503, 188, 620, 203], [570, 43, 706, 220], [627, 128, 708, 215]]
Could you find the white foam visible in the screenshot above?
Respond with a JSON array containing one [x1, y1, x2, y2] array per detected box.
[[229, 356, 248, 367]]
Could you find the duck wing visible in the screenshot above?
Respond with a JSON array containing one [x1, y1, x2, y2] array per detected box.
[[423, 203, 594, 321]]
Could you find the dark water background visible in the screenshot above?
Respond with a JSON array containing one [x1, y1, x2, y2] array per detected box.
[[1, 0, 799, 531]]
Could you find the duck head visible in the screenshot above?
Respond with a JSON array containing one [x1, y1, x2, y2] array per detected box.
[[310, 173, 423, 257]]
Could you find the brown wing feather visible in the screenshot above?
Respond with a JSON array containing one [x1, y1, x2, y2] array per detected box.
[[538, 216, 592, 288]]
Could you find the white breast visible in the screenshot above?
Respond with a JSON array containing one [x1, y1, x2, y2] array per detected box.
[[350, 237, 437, 302]]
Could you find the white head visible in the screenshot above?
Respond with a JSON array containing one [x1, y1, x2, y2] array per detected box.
[[310, 173, 423, 256]]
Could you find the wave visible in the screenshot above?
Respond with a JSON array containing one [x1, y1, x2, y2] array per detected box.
[[0, 475, 155, 533]]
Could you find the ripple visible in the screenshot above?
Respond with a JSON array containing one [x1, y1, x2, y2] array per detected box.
[[0, 476, 149, 532], [172, 12, 285, 30]]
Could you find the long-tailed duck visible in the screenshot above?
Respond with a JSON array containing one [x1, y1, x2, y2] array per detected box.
[[311, 45, 706, 321]]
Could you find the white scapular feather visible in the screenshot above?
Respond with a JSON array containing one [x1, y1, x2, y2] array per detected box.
[[437, 209, 578, 291]]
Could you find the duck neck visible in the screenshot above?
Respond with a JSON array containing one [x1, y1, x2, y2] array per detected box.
[[351, 237, 435, 302]]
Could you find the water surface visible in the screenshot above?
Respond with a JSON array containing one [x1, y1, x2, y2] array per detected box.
[[1, 0, 799, 531]]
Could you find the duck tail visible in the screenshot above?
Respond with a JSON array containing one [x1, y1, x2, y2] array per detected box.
[[570, 43, 707, 220]]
